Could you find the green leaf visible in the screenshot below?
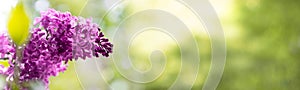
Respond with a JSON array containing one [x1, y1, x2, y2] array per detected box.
[[7, 1, 30, 46], [0, 60, 9, 67]]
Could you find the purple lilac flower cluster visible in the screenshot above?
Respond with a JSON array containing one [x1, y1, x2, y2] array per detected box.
[[0, 33, 15, 60], [0, 9, 113, 88], [0, 33, 15, 76]]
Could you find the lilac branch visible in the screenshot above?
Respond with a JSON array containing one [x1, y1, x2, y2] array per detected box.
[[12, 46, 23, 89]]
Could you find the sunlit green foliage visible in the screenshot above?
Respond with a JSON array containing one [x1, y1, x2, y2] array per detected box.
[[218, 0, 300, 90]]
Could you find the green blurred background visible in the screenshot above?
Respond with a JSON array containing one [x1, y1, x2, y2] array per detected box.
[[1, 0, 300, 90]]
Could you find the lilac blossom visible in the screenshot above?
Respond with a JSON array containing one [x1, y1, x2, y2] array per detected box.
[[0, 9, 113, 89], [73, 17, 113, 59], [0, 33, 15, 77], [0, 33, 15, 61]]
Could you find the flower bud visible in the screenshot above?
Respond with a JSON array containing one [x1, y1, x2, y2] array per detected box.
[[7, 1, 30, 46]]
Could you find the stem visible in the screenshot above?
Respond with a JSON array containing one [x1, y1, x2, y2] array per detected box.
[[12, 46, 23, 89]]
